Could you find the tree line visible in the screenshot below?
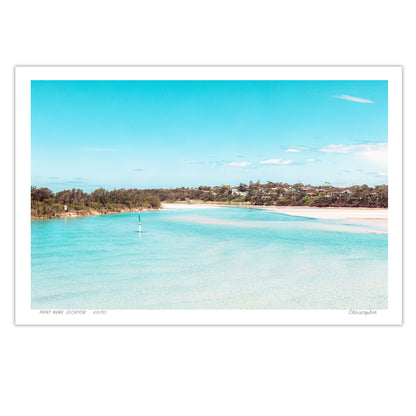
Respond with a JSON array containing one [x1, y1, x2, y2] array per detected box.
[[31, 187, 161, 219], [31, 181, 388, 219], [151, 181, 388, 208]]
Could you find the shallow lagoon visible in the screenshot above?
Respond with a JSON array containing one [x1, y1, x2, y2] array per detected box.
[[31, 207, 388, 309]]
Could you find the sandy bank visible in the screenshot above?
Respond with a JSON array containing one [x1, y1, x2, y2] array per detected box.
[[162, 203, 388, 232], [262, 206, 388, 220], [264, 207, 388, 232], [162, 203, 387, 218]]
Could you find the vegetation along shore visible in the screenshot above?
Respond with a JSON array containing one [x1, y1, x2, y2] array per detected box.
[[31, 181, 388, 220]]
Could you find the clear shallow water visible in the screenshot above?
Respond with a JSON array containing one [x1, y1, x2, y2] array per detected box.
[[31, 207, 388, 310]]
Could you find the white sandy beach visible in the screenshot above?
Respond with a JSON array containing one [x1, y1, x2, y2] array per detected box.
[[263, 206, 387, 230], [163, 203, 387, 218], [263, 206, 388, 220], [162, 203, 388, 233]]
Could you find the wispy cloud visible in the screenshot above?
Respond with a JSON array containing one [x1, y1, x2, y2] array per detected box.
[[319, 144, 354, 154], [306, 158, 316, 163], [319, 143, 386, 154], [260, 159, 292, 165], [133, 168, 145, 172], [319, 142, 387, 167], [333, 95, 374, 104], [223, 161, 252, 167], [377, 172, 387, 177], [284, 146, 307, 153]]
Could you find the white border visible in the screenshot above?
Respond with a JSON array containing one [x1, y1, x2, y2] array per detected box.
[[15, 66, 402, 325]]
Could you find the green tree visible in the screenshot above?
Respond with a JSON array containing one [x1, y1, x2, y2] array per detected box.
[[145, 195, 161, 209]]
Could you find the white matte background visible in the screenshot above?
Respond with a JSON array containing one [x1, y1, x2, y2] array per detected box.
[[1, 1, 414, 415]]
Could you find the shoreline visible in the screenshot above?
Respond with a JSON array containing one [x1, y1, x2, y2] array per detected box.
[[162, 203, 388, 231], [31, 207, 159, 221], [162, 202, 388, 218], [261, 206, 388, 220], [262, 206, 388, 231], [32, 202, 388, 227]]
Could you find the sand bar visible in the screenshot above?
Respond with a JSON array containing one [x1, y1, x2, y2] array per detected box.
[[264, 207, 388, 232], [163, 203, 387, 219], [162, 203, 388, 232], [263, 206, 388, 220]]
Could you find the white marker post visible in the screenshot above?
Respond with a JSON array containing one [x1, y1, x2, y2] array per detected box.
[[138, 214, 142, 233]]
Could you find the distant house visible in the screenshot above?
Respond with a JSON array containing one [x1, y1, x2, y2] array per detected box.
[[231, 188, 247, 196]]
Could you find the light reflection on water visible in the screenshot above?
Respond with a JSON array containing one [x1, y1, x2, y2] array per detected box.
[[31, 207, 388, 310]]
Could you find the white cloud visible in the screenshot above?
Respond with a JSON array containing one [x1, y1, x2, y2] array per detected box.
[[377, 172, 388, 177], [224, 161, 252, 167], [260, 159, 292, 165], [333, 95, 374, 104], [306, 158, 316, 163], [359, 144, 388, 166], [284, 146, 307, 153], [319, 144, 353, 153], [319, 142, 387, 168]]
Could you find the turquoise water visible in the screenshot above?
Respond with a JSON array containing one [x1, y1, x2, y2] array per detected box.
[[31, 207, 388, 310]]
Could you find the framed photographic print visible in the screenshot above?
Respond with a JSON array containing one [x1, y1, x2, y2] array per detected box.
[[15, 66, 402, 324]]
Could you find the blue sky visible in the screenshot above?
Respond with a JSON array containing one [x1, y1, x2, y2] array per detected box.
[[31, 80, 388, 192]]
